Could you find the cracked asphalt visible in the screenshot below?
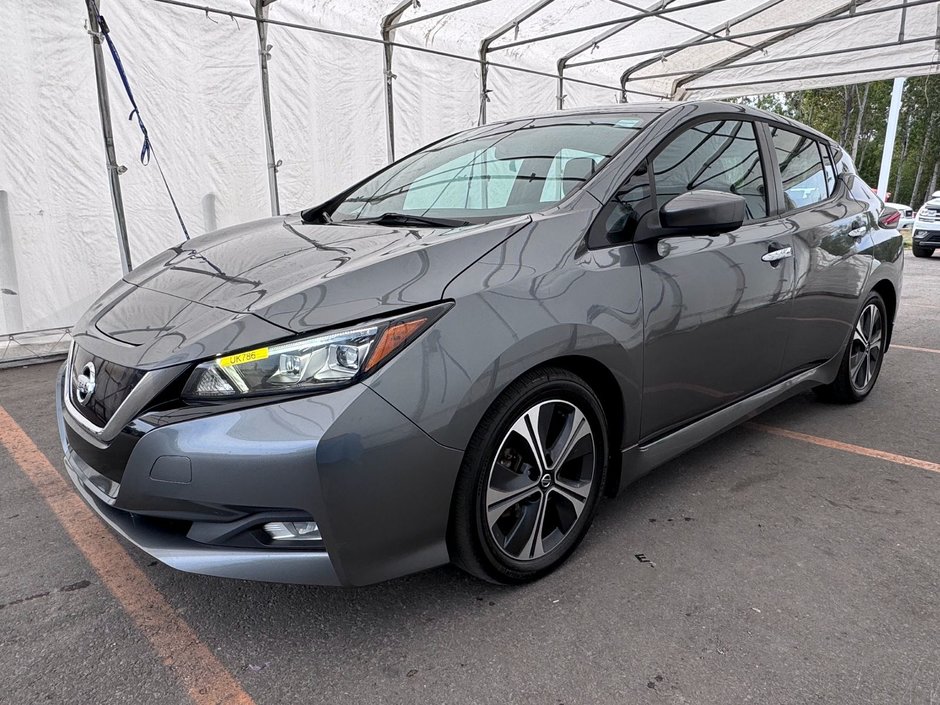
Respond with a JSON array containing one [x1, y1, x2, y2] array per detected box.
[[1, 251, 938, 704]]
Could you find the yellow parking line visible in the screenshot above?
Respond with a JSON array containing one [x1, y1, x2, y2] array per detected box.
[[891, 343, 940, 354], [0, 406, 256, 705], [748, 422, 940, 474]]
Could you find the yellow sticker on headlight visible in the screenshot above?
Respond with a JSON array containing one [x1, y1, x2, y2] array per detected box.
[[218, 347, 269, 367]]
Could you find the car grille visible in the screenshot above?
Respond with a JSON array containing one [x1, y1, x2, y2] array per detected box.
[[914, 230, 940, 243], [917, 208, 940, 223], [69, 346, 146, 428]]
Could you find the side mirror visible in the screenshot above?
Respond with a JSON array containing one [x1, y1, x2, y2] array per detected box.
[[658, 189, 746, 235]]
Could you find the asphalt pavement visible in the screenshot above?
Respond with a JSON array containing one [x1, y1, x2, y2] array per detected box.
[[1, 251, 937, 705]]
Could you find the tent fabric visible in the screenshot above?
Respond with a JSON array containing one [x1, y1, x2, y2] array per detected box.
[[1, 0, 937, 337]]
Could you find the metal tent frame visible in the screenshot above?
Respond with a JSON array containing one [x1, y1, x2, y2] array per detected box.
[[10, 0, 932, 361], [130, 0, 939, 187]]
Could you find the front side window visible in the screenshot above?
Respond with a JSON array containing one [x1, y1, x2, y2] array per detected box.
[[652, 119, 768, 221], [771, 126, 829, 210], [331, 115, 647, 224]]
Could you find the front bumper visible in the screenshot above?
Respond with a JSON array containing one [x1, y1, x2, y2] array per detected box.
[[56, 365, 464, 586], [912, 222, 940, 249]]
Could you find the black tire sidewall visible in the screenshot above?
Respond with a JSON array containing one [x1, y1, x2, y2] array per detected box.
[[841, 292, 888, 401], [453, 369, 608, 584]]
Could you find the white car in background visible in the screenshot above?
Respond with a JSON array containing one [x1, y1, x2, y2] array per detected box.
[[911, 193, 940, 258], [885, 201, 914, 230]]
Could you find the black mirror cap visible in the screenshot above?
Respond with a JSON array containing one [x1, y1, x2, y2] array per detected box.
[[658, 189, 747, 235]]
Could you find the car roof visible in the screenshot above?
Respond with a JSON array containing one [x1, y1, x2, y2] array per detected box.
[[502, 100, 839, 148]]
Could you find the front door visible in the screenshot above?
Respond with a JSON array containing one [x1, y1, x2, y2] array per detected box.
[[635, 118, 795, 439]]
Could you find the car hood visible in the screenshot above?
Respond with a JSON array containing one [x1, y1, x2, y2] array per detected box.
[[918, 198, 940, 212], [74, 214, 529, 369]]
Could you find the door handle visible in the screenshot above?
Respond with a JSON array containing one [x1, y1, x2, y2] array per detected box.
[[761, 246, 792, 263], [848, 226, 867, 240], [849, 217, 867, 239]]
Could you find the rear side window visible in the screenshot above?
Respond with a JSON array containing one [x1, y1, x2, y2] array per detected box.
[[652, 119, 767, 221], [770, 126, 830, 210]]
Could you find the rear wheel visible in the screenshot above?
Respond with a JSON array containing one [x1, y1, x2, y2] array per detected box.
[[912, 243, 933, 258], [449, 367, 608, 584], [815, 292, 887, 403]]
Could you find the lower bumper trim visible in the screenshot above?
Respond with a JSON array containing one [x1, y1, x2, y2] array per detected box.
[[65, 455, 342, 586]]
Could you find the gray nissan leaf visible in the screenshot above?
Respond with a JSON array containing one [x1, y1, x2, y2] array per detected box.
[[58, 101, 903, 586]]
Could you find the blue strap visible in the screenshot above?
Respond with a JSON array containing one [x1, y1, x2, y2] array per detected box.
[[91, 2, 190, 240]]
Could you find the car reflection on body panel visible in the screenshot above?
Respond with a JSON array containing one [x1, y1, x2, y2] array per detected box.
[[57, 101, 903, 586]]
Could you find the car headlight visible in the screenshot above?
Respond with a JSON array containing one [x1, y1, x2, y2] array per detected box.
[[182, 302, 451, 401]]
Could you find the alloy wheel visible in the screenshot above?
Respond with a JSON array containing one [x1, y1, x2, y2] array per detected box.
[[849, 302, 883, 393], [484, 399, 596, 562]]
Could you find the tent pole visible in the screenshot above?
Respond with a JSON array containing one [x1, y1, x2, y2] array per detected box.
[[254, 0, 280, 216], [479, 49, 490, 124], [389, 0, 497, 30], [637, 34, 940, 84], [685, 59, 935, 93], [877, 77, 906, 199], [0, 191, 24, 333], [382, 1, 413, 162], [557, 0, 679, 107], [85, 0, 132, 274], [148, 0, 642, 97], [673, 0, 864, 98], [478, 0, 558, 124], [568, 0, 935, 68], [490, 0, 727, 52], [621, 0, 784, 97]]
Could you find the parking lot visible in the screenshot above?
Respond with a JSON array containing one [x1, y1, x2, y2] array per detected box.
[[1, 251, 937, 705]]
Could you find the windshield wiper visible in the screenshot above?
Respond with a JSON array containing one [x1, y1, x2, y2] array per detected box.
[[344, 212, 470, 228]]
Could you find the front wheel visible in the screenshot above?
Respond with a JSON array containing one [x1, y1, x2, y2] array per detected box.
[[911, 243, 933, 258], [449, 367, 608, 584], [815, 292, 887, 404]]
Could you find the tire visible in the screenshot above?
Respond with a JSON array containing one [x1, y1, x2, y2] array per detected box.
[[815, 292, 887, 404], [449, 366, 608, 584], [911, 243, 933, 258]]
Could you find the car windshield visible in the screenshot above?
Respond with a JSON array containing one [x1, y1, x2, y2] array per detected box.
[[330, 114, 648, 225]]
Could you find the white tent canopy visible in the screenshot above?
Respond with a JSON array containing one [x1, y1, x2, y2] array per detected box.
[[1, 0, 938, 345]]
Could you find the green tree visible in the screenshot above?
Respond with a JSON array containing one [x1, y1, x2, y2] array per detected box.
[[736, 75, 940, 207]]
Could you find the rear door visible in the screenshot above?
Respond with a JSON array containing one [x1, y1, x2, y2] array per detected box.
[[635, 117, 795, 439], [766, 126, 875, 373]]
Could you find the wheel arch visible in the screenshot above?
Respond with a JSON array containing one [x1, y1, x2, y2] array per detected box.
[[543, 355, 627, 497], [446, 352, 630, 504], [870, 278, 897, 350]]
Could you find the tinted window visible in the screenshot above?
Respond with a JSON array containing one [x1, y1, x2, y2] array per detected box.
[[652, 119, 767, 221], [771, 126, 829, 210], [333, 115, 647, 224], [540, 149, 604, 202], [402, 147, 517, 211]]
